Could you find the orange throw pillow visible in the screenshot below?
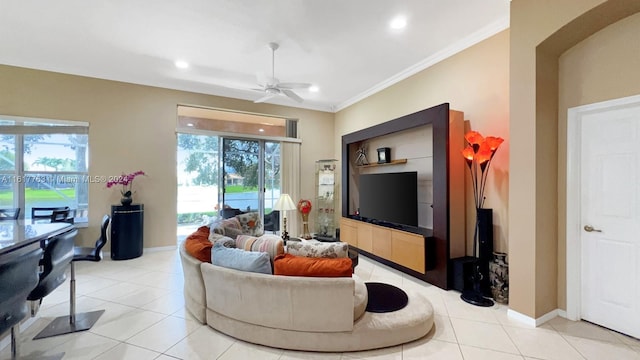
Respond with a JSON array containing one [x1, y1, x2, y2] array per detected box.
[[184, 226, 213, 263], [274, 253, 352, 277]]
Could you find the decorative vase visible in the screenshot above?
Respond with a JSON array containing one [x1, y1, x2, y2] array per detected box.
[[121, 195, 133, 206], [489, 252, 509, 304], [476, 208, 493, 297], [301, 213, 311, 239]]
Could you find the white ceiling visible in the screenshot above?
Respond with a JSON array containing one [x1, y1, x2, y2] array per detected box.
[[0, 1, 510, 113]]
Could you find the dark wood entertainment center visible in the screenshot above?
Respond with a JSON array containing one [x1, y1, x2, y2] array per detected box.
[[340, 103, 465, 290]]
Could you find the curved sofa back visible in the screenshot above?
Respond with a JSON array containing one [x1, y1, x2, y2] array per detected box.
[[201, 262, 355, 332], [179, 243, 207, 323]]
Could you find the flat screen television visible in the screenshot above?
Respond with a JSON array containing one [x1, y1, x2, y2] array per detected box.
[[359, 171, 418, 228]]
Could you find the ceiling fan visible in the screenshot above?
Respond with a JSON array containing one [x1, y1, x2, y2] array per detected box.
[[253, 42, 311, 103]]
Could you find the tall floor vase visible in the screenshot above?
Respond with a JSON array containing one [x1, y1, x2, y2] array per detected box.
[[460, 208, 494, 307], [476, 208, 494, 297]]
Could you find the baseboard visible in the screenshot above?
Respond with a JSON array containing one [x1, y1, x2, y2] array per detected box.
[[102, 245, 177, 259], [557, 309, 568, 319], [507, 308, 560, 327], [144, 245, 177, 253]]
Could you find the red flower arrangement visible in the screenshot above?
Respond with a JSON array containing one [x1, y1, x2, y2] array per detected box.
[[297, 199, 312, 214], [461, 131, 504, 209], [106, 170, 146, 197], [297, 199, 312, 239]]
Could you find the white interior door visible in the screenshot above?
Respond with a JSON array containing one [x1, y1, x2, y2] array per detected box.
[[580, 102, 640, 338]]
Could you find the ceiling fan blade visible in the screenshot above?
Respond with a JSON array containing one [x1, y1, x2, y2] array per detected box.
[[278, 82, 312, 89], [282, 89, 304, 103], [254, 94, 277, 103]]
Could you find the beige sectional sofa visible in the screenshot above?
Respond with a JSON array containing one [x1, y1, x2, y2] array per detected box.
[[179, 242, 435, 352]]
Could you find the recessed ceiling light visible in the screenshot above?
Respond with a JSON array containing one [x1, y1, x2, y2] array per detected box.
[[309, 85, 319, 92], [390, 16, 407, 30], [259, 128, 264, 132], [175, 60, 189, 69], [186, 123, 194, 127]]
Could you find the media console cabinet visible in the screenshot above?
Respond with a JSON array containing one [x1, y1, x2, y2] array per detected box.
[[340, 217, 435, 273], [341, 103, 465, 289]]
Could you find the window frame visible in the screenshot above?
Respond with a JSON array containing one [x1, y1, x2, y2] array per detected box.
[[0, 115, 89, 225]]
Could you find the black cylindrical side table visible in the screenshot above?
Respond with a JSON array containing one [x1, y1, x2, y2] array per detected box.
[[111, 204, 144, 260]]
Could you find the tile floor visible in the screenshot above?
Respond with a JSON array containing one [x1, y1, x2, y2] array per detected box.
[[2, 248, 640, 360]]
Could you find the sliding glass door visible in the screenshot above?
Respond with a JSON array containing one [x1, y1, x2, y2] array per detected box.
[[221, 138, 260, 213], [177, 134, 280, 241], [176, 133, 220, 241]]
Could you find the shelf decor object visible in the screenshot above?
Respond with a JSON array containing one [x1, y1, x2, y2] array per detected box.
[[355, 143, 369, 166], [377, 147, 391, 164], [460, 131, 504, 307], [274, 194, 296, 244]]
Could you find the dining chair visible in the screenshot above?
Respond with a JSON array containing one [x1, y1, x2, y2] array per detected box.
[[0, 208, 20, 220], [31, 207, 70, 223], [0, 247, 43, 359], [32, 215, 110, 339], [50, 209, 71, 223]]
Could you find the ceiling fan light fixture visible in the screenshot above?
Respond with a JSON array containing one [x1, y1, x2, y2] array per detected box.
[[252, 42, 307, 103], [265, 87, 280, 95]]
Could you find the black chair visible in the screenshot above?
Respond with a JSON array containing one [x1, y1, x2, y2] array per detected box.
[[0, 247, 43, 359], [0, 208, 20, 220], [220, 207, 244, 219], [31, 207, 70, 223], [32, 215, 110, 339], [26, 229, 76, 340], [264, 210, 280, 233], [50, 209, 71, 224]]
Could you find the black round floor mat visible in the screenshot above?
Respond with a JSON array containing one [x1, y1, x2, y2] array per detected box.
[[365, 282, 409, 313]]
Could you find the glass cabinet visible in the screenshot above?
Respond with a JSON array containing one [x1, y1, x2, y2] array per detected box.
[[315, 159, 338, 239]]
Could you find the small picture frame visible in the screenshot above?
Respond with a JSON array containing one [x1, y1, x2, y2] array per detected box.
[[377, 147, 390, 164]]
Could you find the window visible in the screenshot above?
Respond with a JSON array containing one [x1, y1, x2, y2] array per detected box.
[[0, 116, 89, 223]]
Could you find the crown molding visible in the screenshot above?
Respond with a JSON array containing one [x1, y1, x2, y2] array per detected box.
[[335, 16, 510, 112]]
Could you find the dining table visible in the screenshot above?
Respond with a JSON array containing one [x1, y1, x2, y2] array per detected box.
[[0, 220, 75, 259]]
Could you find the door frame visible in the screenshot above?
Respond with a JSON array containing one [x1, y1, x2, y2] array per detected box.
[[566, 93, 640, 321]]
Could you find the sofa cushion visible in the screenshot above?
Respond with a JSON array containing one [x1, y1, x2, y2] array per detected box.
[[212, 243, 272, 275], [214, 237, 236, 248], [184, 226, 213, 263], [286, 241, 349, 258], [235, 234, 284, 263], [250, 235, 284, 262], [235, 234, 258, 251], [236, 212, 263, 236], [274, 254, 352, 277], [210, 217, 242, 238]]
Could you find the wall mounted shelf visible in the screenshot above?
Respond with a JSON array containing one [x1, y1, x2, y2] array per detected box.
[[357, 159, 407, 168]]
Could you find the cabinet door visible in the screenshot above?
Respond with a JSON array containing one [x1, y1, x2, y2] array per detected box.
[[339, 218, 358, 248], [357, 223, 373, 252], [391, 231, 425, 273], [372, 226, 392, 259]]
